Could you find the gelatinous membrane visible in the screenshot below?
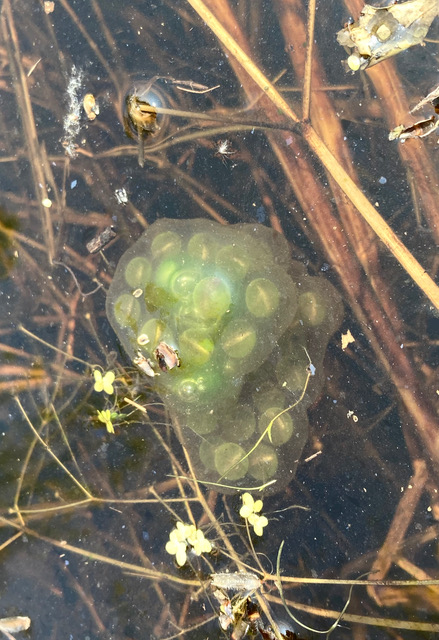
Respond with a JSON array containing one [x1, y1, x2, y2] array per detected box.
[[106, 218, 343, 493]]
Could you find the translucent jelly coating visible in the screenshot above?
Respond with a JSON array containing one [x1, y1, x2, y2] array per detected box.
[[107, 218, 299, 411], [106, 218, 342, 493]]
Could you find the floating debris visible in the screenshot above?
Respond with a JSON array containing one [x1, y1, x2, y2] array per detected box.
[[62, 66, 84, 157], [337, 0, 439, 71], [410, 82, 439, 114], [114, 187, 128, 205], [124, 86, 159, 168], [83, 93, 99, 121], [341, 329, 355, 350], [215, 139, 236, 164], [86, 226, 116, 254], [211, 572, 262, 593], [389, 115, 439, 141], [133, 351, 157, 377], [43, 1, 54, 14], [0, 616, 31, 633], [154, 341, 180, 372]]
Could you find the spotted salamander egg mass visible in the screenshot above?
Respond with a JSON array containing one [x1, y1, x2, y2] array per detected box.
[[106, 219, 343, 491]]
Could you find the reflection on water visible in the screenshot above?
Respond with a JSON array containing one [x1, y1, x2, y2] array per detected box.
[[0, 0, 438, 638]]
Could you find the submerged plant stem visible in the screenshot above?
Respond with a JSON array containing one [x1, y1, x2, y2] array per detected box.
[[186, 0, 439, 310]]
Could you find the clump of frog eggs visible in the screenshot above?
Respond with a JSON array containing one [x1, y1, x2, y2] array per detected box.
[[106, 219, 342, 490]]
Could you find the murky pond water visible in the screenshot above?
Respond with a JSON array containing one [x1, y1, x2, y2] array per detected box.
[[0, 0, 438, 638]]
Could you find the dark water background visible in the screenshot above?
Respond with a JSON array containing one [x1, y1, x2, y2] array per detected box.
[[0, 0, 438, 638]]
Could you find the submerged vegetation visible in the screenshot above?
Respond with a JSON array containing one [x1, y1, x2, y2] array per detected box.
[[0, 0, 438, 638]]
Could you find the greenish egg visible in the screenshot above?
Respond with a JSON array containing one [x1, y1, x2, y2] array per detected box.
[[151, 231, 182, 261], [220, 405, 256, 443], [199, 437, 221, 471], [253, 387, 286, 414], [114, 294, 141, 326], [176, 377, 202, 403], [137, 318, 166, 347], [246, 277, 280, 318], [193, 276, 231, 320], [187, 232, 219, 261], [214, 442, 249, 480], [154, 259, 179, 289], [248, 443, 278, 481], [258, 407, 294, 445], [125, 257, 152, 288], [216, 244, 252, 279], [179, 328, 215, 367], [276, 352, 309, 394], [298, 291, 327, 326], [221, 318, 256, 359], [171, 268, 201, 298], [186, 413, 218, 436]]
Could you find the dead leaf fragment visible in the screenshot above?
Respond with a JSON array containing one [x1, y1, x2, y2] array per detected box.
[[411, 82, 439, 113], [341, 329, 355, 350], [44, 1, 55, 14], [0, 616, 31, 633], [389, 115, 439, 141], [83, 93, 99, 121]]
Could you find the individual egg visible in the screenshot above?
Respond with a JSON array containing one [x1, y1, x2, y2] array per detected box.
[[144, 281, 176, 312], [179, 328, 215, 367], [248, 443, 278, 481], [276, 350, 309, 395], [176, 377, 202, 403], [187, 232, 219, 262], [193, 276, 231, 320], [125, 257, 152, 288], [258, 407, 294, 446], [113, 294, 141, 326], [252, 387, 286, 414], [170, 268, 201, 298], [150, 231, 182, 261], [214, 442, 249, 480], [220, 405, 256, 443], [154, 259, 179, 289], [298, 290, 327, 326], [137, 318, 166, 347], [216, 243, 252, 279], [199, 436, 222, 471], [221, 318, 256, 359], [245, 277, 280, 318], [186, 412, 218, 436]]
